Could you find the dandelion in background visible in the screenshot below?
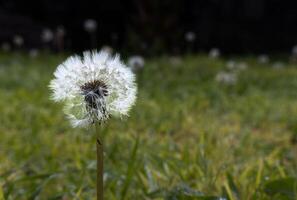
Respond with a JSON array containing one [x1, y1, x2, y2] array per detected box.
[[226, 60, 248, 71], [209, 48, 220, 59], [50, 50, 137, 200], [84, 19, 98, 48], [185, 32, 196, 53], [41, 28, 54, 43], [13, 35, 24, 48], [101, 45, 113, 55], [185, 32, 196, 43], [292, 45, 297, 55], [29, 49, 39, 58], [258, 54, 269, 64], [215, 71, 237, 85], [238, 62, 248, 71], [84, 19, 98, 33], [55, 26, 66, 52], [128, 55, 145, 72], [290, 45, 297, 62], [169, 56, 182, 66], [273, 62, 284, 70], [226, 60, 236, 70], [1, 42, 11, 52]]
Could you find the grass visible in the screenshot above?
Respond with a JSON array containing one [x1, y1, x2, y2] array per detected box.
[[0, 52, 297, 200]]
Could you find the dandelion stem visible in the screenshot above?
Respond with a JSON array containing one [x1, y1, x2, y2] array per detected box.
[[95, 124, 103, 200]]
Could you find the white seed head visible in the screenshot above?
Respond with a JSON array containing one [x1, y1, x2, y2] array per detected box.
[[29, 49, 39, 58], [258, 54, 269, 63], [128, 56, 145, 71], [41, 28, 54, 43], [13, 35, 24, 47], [215, 71, 237, 85], [185, 32, 196, 42], [273, 62, 284, 69], [209, 48, 220, 58], [84, 19, 98, 33], [56, 26, 66, 37], [49, 50, 137, 127], [226, 60, 236, 70]]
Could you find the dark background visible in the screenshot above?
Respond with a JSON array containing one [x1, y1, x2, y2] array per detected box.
[[0, 0, 297, 55]]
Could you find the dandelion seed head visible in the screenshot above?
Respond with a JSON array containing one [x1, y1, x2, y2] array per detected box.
[[13, 35, 24, 47], [185, 32, 196, 42], [41, 29, 54, 43], [50, 50, 137, 127], [56, 26, 66, 37], [215, 71, 237, 85], [258, 54, 269, 64], [29, 49, 39, 58], [84, 19, 98, 33], [292, 45, 297, 56], [128, 55, 145, 71], [209, 48, 220, 58]]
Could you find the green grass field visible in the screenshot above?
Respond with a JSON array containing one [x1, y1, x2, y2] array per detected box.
[[0, 52, 297, 200]]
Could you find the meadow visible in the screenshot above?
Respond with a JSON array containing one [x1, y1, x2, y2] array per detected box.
[[0, 52, 297, 200]]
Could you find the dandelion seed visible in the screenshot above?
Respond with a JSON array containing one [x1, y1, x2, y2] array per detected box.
[[49, 50, 137, 127], [209, 48, 220, 58], [128, 55, 145, 71]]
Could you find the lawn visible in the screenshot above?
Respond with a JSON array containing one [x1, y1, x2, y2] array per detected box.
[[0, 52, 297, 200]]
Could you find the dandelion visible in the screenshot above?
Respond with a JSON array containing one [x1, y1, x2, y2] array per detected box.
[[273, 62, 284, 69], [226, 60, 236, 70], [55, 26, 66, 52], [185, 32, 196, 43], [227, 60, 248, 71], [84, 19, 98, 33], [41, 28, 54, 43], [13, 35, 24, 47], [215, 71, 237, 85], [238, 62, 248, 71], [292, 45, 297, 56], [290, 45, 297, 62], [56, 26, 66, 37], [101, 45, 113, 55], [50, 50, 137, 127], [128, 55, 145, 71], [258, 54, 269, 64], [84, 19, 98, 48], [49, 50, 137, 200], [209, 48, 220, 58], [29, 49, 39, 58], [169, 56, 182, 66]]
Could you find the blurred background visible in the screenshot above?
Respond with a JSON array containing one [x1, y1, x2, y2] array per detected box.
[[1, 1, 297, 200], [1, 0, 297, 55]]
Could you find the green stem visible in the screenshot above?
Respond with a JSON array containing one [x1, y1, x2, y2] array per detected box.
[[95, 124, 103, 200]]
